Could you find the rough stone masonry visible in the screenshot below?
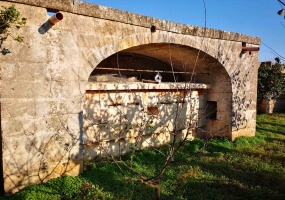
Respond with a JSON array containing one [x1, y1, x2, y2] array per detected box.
[[0, 0, 260, 193]]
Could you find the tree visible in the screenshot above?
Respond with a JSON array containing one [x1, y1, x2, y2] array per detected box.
[[257, 58, 285, 103]]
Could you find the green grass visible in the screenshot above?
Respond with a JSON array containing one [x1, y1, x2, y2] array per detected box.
[[2, 113, 285, 200]]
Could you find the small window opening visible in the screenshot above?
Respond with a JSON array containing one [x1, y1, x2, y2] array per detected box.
[[147, 106, 159, 116], [206, 101, 217, 120]]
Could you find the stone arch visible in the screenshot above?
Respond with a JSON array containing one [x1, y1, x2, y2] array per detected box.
[[79, 31, 246, 140], [80, 31, 236, 83], [82, 40, 233, 159]]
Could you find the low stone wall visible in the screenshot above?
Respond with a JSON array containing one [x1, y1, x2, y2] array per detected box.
[[83, 82, 209, 159], [259, 96, 285, 113]]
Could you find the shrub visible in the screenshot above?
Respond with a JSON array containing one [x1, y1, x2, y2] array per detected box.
[[257, 58, 285, 103], [0, 4, 26, 43]]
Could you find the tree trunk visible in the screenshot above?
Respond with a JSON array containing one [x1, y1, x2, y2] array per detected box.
[[154, 179, 161, 200]]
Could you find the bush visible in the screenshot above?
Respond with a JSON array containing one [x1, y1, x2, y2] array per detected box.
[[257, 58, 285, 103], [0, 4, 26, 42]]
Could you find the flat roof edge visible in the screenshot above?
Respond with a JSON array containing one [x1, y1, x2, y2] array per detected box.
[[4, 0, 261, 45]]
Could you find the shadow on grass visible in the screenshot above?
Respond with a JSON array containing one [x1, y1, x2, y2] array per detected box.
[[196, 159, 284, 191], [4, 134, 284, 200], [263, 136, 285, 144], [81, 161, 156, 199], [256, 126, 285, 136], [170, 135, 285, 200], [256, 121, 285, 128], [172, 179, 285, 200], [162, 149, 285, 200]]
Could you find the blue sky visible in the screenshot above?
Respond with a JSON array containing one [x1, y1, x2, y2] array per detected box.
[[83, 0, 285, 62]]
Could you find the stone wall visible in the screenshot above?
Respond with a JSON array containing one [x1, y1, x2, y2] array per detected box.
[[259, 96, 285, 114], [83, 82, 209, 159], [0, 0, 260, 193]]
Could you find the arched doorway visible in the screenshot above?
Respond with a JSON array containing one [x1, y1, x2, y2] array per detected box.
[[82, 43, 232, 160]]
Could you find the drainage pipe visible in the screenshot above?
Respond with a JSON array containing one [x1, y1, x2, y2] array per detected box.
[[49, 12, 63, 25], [242, 46, 260, 52]]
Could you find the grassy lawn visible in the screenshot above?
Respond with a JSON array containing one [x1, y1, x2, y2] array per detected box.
[[2, 113, 285, 200]]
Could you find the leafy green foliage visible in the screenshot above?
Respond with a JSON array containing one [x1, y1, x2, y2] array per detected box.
[[257, 58, 285, 102], [0, 4, 26, 43], [2, 114, 285, 200], [3, 176, 112, 200]]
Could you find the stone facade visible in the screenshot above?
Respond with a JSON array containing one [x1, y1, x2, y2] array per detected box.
[[0, 0, 260, 193]]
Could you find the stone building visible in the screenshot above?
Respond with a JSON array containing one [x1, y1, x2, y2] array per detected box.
[[0, 0, 260, 193]]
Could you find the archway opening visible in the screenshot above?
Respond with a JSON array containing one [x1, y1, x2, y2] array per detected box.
[[83, 43, 232, 160]]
